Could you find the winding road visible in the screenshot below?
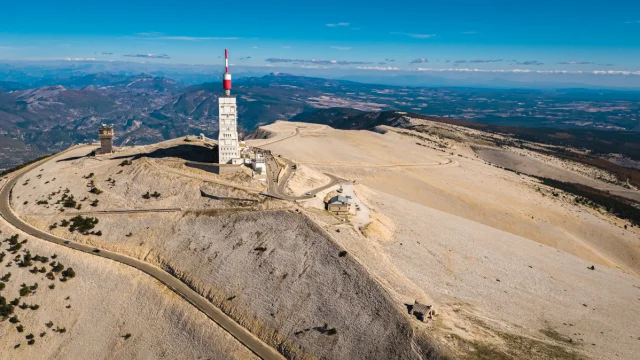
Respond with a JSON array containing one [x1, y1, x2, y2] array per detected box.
[[263, 153, 343, 201], [0, 149, 284, 360]]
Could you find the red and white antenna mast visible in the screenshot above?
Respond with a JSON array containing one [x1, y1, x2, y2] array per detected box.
[[223, 49, 232, 95]]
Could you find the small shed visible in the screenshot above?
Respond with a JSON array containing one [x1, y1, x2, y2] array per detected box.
[[409, 300, 437, 322]]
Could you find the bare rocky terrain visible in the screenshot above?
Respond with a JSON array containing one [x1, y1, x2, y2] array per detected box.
[[11, 142, 443, 359], [252, 120, 640, 360], [0, 209, 255, 359], [5, 117, 640, 359]]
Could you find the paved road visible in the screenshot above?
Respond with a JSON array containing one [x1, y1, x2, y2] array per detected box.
[[263, 154, 342, 201], [0, 150, 284, 360]]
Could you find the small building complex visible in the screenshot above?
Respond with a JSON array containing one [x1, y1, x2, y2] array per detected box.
[[252, 156, 266, 174], [218, 49, 240, 164], [327, 195, 351, 216], [98, 124, 114, 154]]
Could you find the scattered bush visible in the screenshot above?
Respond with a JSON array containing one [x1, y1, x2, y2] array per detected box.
[[51, 263, 64, 273], [16, 325, 24, 332], [118, 159, 133, 167], [19, 284, 31, 297], [338, 251, 348, 257], [68, 215, 99, 234], [90, 199, 99, 207], [0, 296, 15, 317], [89, 187, 103, 195], [122, 333, 132, 340], [36, 200, 48, 205], [61, 267, 76, 278], [151, 191, 161, 198], [141, 192, 151, 199]]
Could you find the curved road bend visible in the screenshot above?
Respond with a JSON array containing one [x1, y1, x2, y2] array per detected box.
[[0, 151, 284, 360], [263, 154, 342, 201]]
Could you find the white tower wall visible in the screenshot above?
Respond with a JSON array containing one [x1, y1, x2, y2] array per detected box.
[[218, 95, 240, 164]]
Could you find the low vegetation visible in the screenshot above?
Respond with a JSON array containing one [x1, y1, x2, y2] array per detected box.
[[0, 154, 52, 177], [535, 176, 640, 226]]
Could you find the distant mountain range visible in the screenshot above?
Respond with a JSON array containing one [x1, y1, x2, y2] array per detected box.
[[0, 71, 639, 169]]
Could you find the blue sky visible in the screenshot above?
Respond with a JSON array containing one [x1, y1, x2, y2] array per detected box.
[[1, 0, 640, 74]]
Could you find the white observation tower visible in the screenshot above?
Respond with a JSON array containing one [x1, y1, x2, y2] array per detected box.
[[218, 49, 240, 164]]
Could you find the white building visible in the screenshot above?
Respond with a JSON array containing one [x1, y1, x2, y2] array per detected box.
[[252, 157, 266, 174], [218, 95, 240, 164]]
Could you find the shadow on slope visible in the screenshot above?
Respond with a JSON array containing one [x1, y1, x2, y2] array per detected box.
[[113, 144, 219, 163]]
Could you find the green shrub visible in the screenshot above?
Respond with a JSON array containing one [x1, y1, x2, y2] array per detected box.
[[62, 195, 76, 207], [61, 267, 76, 278], [0, 296, 15, 317], [68, 215, 99, 233], [52, 263, 64, 273], [19, 284, 31, 297]]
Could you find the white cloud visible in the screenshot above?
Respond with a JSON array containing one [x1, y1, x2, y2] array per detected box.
[[461, 31, 478, 34], [65, 57, 97, 61], [135, 33, 239, 41], [410, 58, 429, 64], [135, 32, 163, 36], [326, 22, 350, 27], [157, 36, 239, 41], [408, 33, 436, 39], [123, 53, 170, 59], [392, 32, 436, 39], [356, 66, 400, 71], [416, 68, 640, 75], [282, 45, 292, 49], [330, 46, 352, 50]]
